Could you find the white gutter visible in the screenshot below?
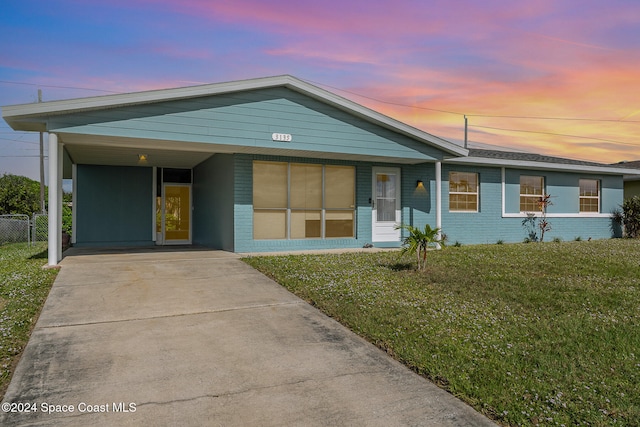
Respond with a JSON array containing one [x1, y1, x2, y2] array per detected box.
[[446, 156, 640, 176]]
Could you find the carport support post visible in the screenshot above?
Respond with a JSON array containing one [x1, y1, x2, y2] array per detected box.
[[435, 161, 442, 249], [47, 132, 62, 266]]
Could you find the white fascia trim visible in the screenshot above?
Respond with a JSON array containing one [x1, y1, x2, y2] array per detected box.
[[502, 213, 612, 219], [445, 156, 639, 176]]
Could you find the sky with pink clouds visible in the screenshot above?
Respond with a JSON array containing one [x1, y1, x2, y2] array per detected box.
[[2, 0, 640, 180]]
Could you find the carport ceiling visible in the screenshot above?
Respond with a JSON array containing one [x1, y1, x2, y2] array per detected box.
[[60, 133, 218, 169], [58, 131, 435, 168]]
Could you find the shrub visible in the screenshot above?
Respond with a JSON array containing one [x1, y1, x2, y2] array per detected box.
[[396, 223, 445, 271], [616, 196, 640, 238]]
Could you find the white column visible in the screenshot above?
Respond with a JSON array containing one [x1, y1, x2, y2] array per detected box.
[[435, 161, 442, 248], [72, 164, 77, 244], [47, 133, 60, 266], [501, 167, 506, 217], [56, 141, 63, 262]]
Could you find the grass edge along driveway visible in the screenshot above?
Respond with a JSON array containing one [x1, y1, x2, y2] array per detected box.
[[0, 243, 58, 400], [244, 240, 640, 427]]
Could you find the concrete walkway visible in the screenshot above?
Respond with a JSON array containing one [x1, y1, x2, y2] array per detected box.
[[1, 247, 497, 426]]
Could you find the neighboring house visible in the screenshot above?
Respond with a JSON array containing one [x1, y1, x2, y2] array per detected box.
[[611, 161, 640, 199], [3, 75, 639, 266]]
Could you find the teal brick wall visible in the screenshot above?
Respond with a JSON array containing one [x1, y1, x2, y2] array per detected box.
[[230, 158, 623, 251], [505, 169, 622, 215], [438, 166, 622, 245], [440, 164, 503, 244]]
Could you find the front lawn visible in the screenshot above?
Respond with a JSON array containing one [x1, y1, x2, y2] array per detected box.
[[0, 243, 58, 398], [244, 240, 640, 426]]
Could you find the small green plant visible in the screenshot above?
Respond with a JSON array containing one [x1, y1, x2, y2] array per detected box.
[[575, 236, 582, 241], [396, 223, 445, 271], [496, 239, 504, 245], [552, 237, 562, 243], [521, 195, 554, 242], [453, 241, 462, 247], [522, 213, 538, 242]]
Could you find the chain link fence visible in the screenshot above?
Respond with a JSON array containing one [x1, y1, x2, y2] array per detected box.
[[0, 214, 51, 246], [0, 214, 30, 245], [32, 213, 48, 244]]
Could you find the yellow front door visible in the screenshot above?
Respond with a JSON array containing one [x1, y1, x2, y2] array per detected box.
[[163, 184, 191, 244]]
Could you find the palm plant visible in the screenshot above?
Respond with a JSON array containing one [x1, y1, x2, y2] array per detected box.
[[396, 223, 445, 271]]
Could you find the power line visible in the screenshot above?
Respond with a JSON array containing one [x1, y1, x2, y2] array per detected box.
[[302, 78, 465, 116], [0, 79, 122, 94], [3, 77, 638, 125], [1, 78, 637, 157], [471, 124, 639, 147], [305, 78, 640, 125], [467, 113, 640, 123], [0, 155, 46, 158], [0, 137, 39, 145]]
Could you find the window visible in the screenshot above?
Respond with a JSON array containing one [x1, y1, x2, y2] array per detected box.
[[579, 179, 599, 213], [253, 162, 288, 239], [253, 161, 355, 239], [449, 172, 478, 212], [520, 176, 544, 212]]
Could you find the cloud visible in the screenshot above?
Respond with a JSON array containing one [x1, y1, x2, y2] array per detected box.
[[3, 0, 639, 164]]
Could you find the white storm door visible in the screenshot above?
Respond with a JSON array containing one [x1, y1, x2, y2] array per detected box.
[[372, 167, 401, 242]]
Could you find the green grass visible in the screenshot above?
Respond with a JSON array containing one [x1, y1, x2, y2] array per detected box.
[[244, 240, 640, 426], [0, 243, 58, 398]]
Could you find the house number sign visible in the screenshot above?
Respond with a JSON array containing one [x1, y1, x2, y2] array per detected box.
[[272, 133, 292, 142]]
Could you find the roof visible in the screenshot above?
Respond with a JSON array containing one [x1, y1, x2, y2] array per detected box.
[[2, 74, 467, 158], [612, 160, 640, 169], [446, 148, 640, 176]]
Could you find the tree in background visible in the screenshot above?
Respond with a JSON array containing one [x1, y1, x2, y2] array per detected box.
[[0, 174, 73, 238], [62, 192, 72, 236], [0, 174, 43, 216]]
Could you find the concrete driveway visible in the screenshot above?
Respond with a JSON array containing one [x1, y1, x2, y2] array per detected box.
[[1, 247, 496, 426]]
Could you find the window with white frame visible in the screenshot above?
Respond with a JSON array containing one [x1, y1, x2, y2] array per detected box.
[[520, 175, 544, 212], [449, 172, 478, 212], [252, 161, 355, 239], [579, 179, 599, 213]]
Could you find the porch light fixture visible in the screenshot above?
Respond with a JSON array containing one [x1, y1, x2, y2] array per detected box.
[[416, 180, 424, 189], [138, 154, 148, 161]]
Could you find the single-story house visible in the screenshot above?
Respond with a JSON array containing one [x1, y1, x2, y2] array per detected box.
[[3, 75, 639, 266]]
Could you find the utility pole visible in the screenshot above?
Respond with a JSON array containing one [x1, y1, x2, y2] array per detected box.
[[464, 115, 468, 149], [38, 89, 45, 213]]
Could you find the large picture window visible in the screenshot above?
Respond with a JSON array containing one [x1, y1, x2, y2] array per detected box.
[[520, 175, 544, 212], [579, 179, 600, 213], [449, 172, 478, 212], [253, 161, 355, 239]]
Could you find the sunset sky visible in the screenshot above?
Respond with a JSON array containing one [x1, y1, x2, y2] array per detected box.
[[2, 0, 639, 180]]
